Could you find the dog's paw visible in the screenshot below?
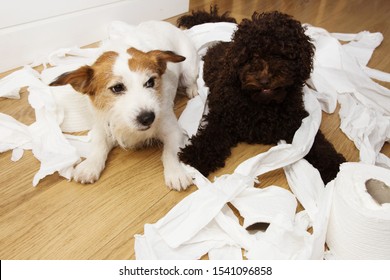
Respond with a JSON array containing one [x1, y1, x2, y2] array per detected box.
[[72, 160, 104, 184], [164, 163, 193, 191], [186, 84, 198, 99]]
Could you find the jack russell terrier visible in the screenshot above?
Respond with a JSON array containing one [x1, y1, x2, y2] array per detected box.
[[50, 21, 199, 191]]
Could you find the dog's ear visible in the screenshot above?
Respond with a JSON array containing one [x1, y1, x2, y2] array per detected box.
[[150, 50, 186, 75], [154, 50, 186, 63], [50, 66, 94, 95], [127, 48, 185, 75]]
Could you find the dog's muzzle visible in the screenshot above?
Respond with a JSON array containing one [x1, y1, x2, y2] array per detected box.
[[136, 110, 155, 130]]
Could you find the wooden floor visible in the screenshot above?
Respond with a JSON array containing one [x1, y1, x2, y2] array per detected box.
[[1, 0, 389, 259]]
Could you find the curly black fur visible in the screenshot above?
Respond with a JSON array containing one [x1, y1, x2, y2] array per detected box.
[[178, 10, 345, 184], [177, 5, 236, 29]]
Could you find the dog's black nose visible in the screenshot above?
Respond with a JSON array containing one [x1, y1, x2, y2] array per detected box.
[[137, 111, 155, 127], [259, 77, 270, 86]]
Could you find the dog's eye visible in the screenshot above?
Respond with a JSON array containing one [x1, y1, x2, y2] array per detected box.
[[109, 83, 126, 94], [144, 77, 155, 88]]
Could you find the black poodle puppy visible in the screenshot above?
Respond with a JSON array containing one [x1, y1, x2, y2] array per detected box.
[[178, 10, 345, 184]]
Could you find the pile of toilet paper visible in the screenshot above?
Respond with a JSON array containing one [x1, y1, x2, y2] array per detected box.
[[0, 21, 389, 259]]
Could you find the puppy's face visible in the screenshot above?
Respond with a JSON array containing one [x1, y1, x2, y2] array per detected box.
[[238, 55, 295, 104], [50, 48, 185, 141], [231, 12, 315, 104]]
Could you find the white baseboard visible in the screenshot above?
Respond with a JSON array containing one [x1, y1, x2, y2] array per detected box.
[[0, 0, 189, 72]]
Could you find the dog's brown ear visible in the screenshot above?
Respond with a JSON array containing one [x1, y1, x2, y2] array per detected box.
[[127, 47, 185, 75], [154, 50, 186, 63], [50, 66, 94, 94], [150, 50, 186, 75]]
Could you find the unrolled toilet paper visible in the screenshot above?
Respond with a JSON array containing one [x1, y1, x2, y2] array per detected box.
[[326, 163, 390, 259]]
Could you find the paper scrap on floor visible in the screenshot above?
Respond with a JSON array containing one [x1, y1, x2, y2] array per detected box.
[[0, 20, 389, 259]]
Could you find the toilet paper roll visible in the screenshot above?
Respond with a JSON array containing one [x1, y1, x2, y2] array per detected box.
[[326, 162, 390, 259]]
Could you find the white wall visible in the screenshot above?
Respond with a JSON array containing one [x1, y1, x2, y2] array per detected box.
[[0, 0, 189, 72]]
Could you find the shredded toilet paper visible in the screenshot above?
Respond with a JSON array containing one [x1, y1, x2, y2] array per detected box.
[[306, 26, 390, 168], [0, 20, 389, 259], [0, 66, 92, 185]]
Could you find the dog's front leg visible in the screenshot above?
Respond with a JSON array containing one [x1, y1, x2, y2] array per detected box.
[[304, 130, 345, 184], [179, 119, 238, 177], [73, 123, 115, 184], [160, 114, 193, 191]]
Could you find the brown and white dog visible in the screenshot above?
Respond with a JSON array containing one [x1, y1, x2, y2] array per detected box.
[[50, 21, 199, 191]]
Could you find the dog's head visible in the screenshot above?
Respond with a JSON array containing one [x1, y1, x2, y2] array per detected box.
[[228, 11, 315, 104], [50, 48, 185, 136]]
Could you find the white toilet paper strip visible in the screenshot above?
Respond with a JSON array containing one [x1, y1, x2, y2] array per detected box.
[[0, 113, 32, 154], [338, 93, 390, 167], [27, 86, 81, 186], [0, 66, 45, 99]]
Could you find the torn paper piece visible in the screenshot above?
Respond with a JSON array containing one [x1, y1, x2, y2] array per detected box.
[[64, 133, 91, 159], [364, 66, 390, 82], [0, 66, 45, 99], [338, 92, 390, 167], [178, 96, 206, 138], [178, 60, 209, 138], [155, 173, 254, 248], [134, 225, 223, 260], [28, 86, 80, 186], [46, 46, 101, 67], [30, 46, 101, 69], [284, 159, 332, 260], [232, 186, 297, 229], [135, 224, 214, 260], [245, 222, 312, 260], [284, 159, 325, 219], [331, 31, 383, 66], [0, 113, 32, 157], [135, 222, 235, 260], [135, 205, 241, 260]]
